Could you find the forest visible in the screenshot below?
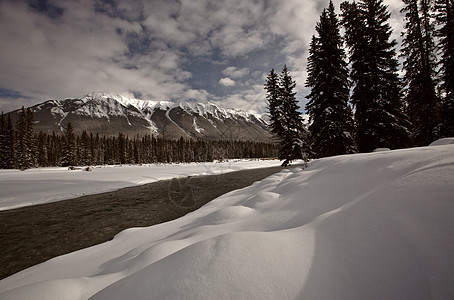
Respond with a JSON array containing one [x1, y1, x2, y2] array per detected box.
[[0, 108, 278, 169], [266, 0, 453, 162]]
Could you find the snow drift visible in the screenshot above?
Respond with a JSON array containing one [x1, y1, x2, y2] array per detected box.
[[1, 141, 453, 299]]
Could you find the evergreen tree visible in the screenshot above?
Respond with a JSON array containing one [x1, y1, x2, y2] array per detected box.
[[79, 130, 92, 165], [341, 0, 410, 152], [278, 65, 309, 165], [401, 0, 441, 145], [266, 66, 310, 165], [62, 122, 77, 167], [37, 131, 49, 167], [306, 1, 356, 158], [26, 108, 37, 167], [0, 112, 6, 168], [264, 69, 284, 140], [5, 115, 16, 168], [15, 107, 30, 170], [435, 0, 454, 137]]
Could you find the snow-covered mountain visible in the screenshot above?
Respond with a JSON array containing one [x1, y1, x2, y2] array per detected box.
[[9, 92, 272, 141]]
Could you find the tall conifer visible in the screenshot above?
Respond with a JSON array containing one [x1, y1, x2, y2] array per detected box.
[[15, 107, 29, 170], [435, 0, 454, 137], [306, 1, 356, 158], [401, 0, 440, 145], [341, 0, 410, 152], [62, 122, 77, 167], [265, 66, 309, 165], [264, 69, 284, 140], [278, 66, 309, 165]]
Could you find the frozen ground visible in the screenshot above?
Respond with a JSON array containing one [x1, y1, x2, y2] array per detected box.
[[0, 159, 281, 211], [0, 139, 453, 299]]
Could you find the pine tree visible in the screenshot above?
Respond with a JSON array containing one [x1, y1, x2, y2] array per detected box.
[[62, 122, 77, 167], [306, 1, 356, 158], [26, 108, 37, 167], [435, 0, 454, 137], [118, 132, 126, 164], [0, 112, 10, 169], [278, 65, 309, 165], [5, 115, 15, 168], [0, 112, 6, 168], [37, 131, 49, 167], [341, 0, 410, 152], [266, 66, 310, 165], [401, 0, 441, 145], [79, 130, 92, 165], [15, 107, 30, 170], [264, 69, 284, 140]]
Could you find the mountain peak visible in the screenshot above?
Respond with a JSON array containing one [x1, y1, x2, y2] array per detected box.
[[8, 93, 272, 142]]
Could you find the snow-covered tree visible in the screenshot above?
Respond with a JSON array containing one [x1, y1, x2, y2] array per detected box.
[[341, 0, 410, 152], [306, 1, 356, 158]]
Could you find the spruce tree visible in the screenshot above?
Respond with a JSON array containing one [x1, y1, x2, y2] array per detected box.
[[0, 112, 6, 168], [264, 69, 284, 140], [341, 0, 410, 152], [26, 108, 37, 167], [266, 66, 309, 165], [79, 130, 92, 165], [401, 0, 441, 145], [37, 131, 49, 167], [435, 0, 454, 137], [278, 66, 309, 165], [5, 115, 16, 168], [306, 1, 356, 158], [15, 107, 29, 170], [62, 122, 77, 167]]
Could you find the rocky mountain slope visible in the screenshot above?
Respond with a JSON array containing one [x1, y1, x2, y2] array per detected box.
[[8, 93, 272, 142]]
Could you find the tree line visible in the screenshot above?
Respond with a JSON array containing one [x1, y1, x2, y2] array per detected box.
[[0, 108, 278, 169], [267, 0, 453, 161]]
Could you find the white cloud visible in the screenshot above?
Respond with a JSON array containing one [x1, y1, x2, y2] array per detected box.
[[219, 77, 236, 87], [0, 0, 407, 115], [0, 1, 190, 106], [184, 89, 210, 102], [222, 67, 250, 78]]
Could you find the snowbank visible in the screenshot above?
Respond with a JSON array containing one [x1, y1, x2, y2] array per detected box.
[[429, 137, 454, 146], [0, 144, 453, 299], [0, 160, 281, 211]]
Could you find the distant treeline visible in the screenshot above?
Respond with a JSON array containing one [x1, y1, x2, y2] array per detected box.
[[0, 108, 278, 169]]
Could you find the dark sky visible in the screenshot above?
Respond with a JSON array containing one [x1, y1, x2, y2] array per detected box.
[[0, 0, 404, 114]]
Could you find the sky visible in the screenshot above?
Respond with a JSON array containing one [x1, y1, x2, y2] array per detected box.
[[0, 0, 405, 114]]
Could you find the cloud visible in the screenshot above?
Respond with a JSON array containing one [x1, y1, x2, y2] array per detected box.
[[0, 0, 407, 115], [184, 89, 210, 102], [218, 77, 236, 87], [222, 67, 249, 79]]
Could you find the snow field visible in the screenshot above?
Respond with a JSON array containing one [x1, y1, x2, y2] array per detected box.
[[0, 140, 453, 299], [0, 159, 281, 211]]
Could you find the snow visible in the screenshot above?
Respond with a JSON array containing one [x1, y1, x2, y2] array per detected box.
[[0, 160, 281, 211], [429, 137, 454, 146], [1, 143, 453, 299], [373, 147, 390, 152], [192, 117, 204, 134], [77, 92, 263, 122]]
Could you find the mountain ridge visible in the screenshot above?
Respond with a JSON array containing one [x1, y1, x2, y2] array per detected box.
[[8, 92, 273, 142]]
